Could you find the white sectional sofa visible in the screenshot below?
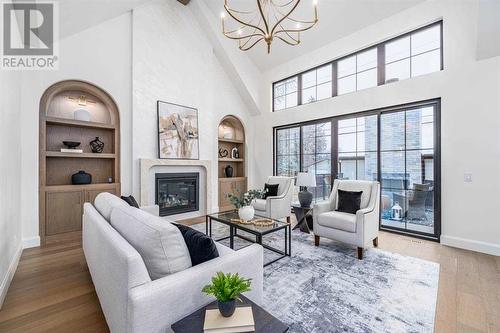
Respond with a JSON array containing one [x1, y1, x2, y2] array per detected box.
[[82, 193, 264, 333]]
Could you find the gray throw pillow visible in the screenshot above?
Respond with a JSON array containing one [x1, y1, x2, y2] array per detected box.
[[110, 205, 192, 279]]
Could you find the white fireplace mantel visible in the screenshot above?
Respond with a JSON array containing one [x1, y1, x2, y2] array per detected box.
[[140, 158, 212, 215]]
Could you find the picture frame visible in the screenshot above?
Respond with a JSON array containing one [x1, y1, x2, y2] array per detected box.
[[157, 100, 199, 159]]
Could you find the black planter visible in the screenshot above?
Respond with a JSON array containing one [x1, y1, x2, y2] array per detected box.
[[72, 170, 92, 185], [217, 300, 236, 317], [224, 165, 233, 178]]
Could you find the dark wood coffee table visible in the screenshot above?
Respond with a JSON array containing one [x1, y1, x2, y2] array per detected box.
[[171, 295, 288, 333]]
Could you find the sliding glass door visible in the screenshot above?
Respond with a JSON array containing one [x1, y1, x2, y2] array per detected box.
[[274, 100, 440, 240], [379, 105, 438, 236]]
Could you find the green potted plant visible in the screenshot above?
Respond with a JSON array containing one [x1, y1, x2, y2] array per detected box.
[[228, 189, 267, 221], [202, 272, 252, 317]]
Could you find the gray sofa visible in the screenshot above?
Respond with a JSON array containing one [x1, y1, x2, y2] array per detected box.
[[83, 193, 263, 333]]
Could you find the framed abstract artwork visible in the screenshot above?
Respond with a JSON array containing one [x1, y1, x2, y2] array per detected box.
[[157, 100, 199, 159]]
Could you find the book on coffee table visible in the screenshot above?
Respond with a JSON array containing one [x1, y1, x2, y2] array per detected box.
[[203, 306, 255, 333]]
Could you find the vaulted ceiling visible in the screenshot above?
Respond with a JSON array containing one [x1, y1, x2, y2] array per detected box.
[[53, 0, 150, 39], [205, 0, 426, 71]]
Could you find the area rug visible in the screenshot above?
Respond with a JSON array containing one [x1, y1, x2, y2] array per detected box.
[[191, 221, 439, 333]]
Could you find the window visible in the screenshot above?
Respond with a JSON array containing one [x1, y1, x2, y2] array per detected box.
[[338, 115, 378, 180], [276, 127, 300, 177], [337, 48, 377, 95], [273, 77, 298, 111], [385, 24, 441, 82], [301, 64, 332, 104], [274, 99, 441, 240], [272, 21, 442, 111], [301, 122, 332, 201]]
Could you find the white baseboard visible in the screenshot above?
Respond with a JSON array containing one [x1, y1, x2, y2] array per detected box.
[[23, 236, 40, 249], [441, 235, 500, 256], [0, 244, 22, 309]]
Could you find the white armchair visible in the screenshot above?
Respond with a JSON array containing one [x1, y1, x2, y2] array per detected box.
[[251, 176, 294, 222], [313, 179, 380, 259]]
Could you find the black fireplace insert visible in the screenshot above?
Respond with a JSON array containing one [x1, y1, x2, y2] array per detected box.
[[155, 173, 199, 216]]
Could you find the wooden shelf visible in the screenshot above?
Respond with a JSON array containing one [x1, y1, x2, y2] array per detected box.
[[218, 138, 244, 144], [45, 151, 116, 159], [219, 158, 244, 162], [46, 116, 116, 130], [219, 177, 247, 182], [44, 183, 119, 192], [218, 115, 247, 211]]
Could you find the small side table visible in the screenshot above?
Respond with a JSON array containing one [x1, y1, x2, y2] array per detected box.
[[171, 295, 289, 333], [291, 202, 313, 233]]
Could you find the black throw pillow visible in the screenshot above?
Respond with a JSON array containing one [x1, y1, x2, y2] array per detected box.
[[173, 223, 219, 266], [336, 189, 363, 214], [121, 195, 139, 208], [263, 183, 279, 199]]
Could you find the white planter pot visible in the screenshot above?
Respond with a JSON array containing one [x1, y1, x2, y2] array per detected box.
[[238, 205, 255, 221]]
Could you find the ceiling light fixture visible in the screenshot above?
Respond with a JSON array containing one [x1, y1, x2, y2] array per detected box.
[[221, 0, 318, 54]]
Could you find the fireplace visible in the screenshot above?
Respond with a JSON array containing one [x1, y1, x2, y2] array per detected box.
[[155, 173, 199, 216]]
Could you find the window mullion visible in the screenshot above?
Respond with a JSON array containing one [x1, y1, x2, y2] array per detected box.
[[297, 75, 302, 106], [377, 44, 385, 86], [332, 62, 338, 97]]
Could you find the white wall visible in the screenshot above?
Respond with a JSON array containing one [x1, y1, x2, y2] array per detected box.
[[132, 0, 253, 212], [0, 71, 23, 307], [18, 0, 255, 243], [20, 13, 133, 246], [251, 0, 500, 255]]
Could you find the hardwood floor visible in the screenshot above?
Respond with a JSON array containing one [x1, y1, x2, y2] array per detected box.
[[0, 216, 499, 332]]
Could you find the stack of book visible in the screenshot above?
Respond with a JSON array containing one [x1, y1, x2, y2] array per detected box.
[[60, 148, 83, 153], [203, 307, 255, 333]]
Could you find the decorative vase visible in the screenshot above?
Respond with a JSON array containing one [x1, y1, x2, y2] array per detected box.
[[218, 300, 236, 317], [238, 205, 254, 221], [298, 188, 313, 207], [90, 137, 104, 153], [225, 165, 233, 177], [71, 170, 92, 185]]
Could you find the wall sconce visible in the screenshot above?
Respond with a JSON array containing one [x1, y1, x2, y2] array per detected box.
[[68, 95, 96, 106]]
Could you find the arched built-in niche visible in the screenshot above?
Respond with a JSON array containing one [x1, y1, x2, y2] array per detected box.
[[217, 115, 247, 211], [39, 80, 120, 244]]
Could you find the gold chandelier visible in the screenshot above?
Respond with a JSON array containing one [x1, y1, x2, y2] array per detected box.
[[221, 0, 318, 54]]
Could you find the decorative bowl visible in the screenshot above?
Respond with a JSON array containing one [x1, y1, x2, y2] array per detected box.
[[63, 141, 81, 149]]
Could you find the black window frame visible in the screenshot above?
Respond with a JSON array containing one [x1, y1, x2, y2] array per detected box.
[[272, 20, 443, 112], [273, 98, 441, 242]]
